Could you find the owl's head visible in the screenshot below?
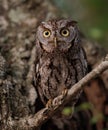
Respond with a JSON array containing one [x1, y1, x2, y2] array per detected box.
[[36, 19, 79, 53]]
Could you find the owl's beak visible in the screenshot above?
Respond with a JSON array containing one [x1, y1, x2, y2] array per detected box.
[[54, 37, 57, 47]]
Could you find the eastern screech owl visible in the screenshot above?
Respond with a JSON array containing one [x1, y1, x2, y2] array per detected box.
[[34, 19, 88, 106]]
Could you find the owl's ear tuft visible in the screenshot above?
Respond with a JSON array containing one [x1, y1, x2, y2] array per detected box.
[[68, 20, 77, 27]]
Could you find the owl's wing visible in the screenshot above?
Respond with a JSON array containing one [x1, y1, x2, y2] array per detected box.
[[80, 47, 88, 75], [33, 61, 39, 87], [34, 39, 47, 102], [33, 62, 46, 112], [33, 38, 43, 75], [34, 58, 47, 106], [33, 40, 42, 87], [71, 46, 88, 82]]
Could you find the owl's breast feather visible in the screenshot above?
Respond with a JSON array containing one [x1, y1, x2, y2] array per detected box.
[[39, 55, 76, 99]]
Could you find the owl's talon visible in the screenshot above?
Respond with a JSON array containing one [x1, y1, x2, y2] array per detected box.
[[46, 99, 53, 108], [52, 88, 68, 107]]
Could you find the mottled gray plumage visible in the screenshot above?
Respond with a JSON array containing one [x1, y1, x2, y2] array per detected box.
[[34, 19, 88, 105]]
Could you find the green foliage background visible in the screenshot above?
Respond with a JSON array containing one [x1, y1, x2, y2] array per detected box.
[[53, 0, 108, 48]]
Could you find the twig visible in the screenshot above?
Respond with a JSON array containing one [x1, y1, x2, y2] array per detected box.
[[9, 55, 108, 129]]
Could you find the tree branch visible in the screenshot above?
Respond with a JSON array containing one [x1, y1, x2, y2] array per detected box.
[[9, 55, 108, 129]]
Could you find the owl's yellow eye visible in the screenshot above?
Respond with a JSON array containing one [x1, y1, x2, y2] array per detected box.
[[61, 28, 70, 37], [43, 30, 51, 38]]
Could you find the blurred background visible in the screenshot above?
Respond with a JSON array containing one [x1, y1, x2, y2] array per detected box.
[[53, 0, 108, 48]]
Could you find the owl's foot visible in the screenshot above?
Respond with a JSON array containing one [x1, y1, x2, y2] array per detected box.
[[46, 88, 68, 109], [52, 88, 68, 108]]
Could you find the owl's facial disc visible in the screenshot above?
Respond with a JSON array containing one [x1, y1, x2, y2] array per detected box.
[[38, 23, 74, 53]]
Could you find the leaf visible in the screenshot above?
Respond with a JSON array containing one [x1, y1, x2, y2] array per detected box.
[[62, 107, 74, 116], [75, 102, 92, 112], [90, 113, 104, 124]]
